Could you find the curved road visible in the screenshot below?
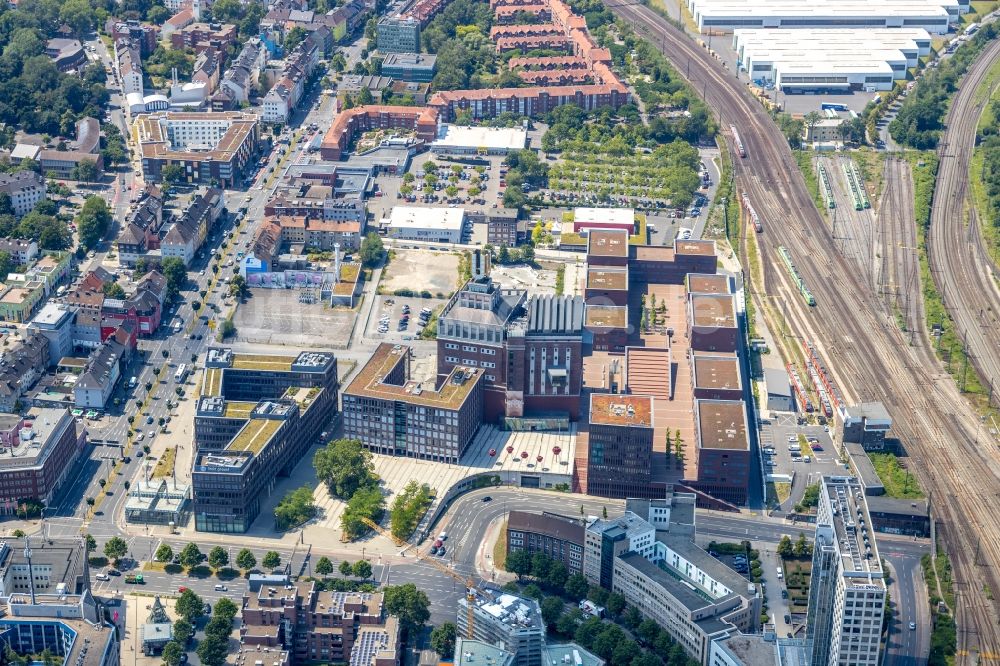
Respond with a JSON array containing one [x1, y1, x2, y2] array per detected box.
[[609, 3, 1000, 657]]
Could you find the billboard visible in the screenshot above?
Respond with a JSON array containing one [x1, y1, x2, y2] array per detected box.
[[246, 271, 337, 289]]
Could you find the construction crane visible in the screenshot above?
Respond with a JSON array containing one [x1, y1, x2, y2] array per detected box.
[[358, 517, 480, 638]]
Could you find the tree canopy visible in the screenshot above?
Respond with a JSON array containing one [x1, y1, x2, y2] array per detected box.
[[313, 438, 378, 498], [274, 485, 317, 530]]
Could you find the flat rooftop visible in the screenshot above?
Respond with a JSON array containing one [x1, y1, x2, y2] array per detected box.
[[690, 0, 953, 19], [696, 399, 749, 451], [202, 367, 222, 396], [432, 125, 527, 151], [226, 418, 283, 454], [675, 239, 716, 256], [382, 52, 437, 68], [691, 293, 736, 329], [590, 393, 653, 428], [688, 273, 731, 295], [388, 205, 464, 231], [346, 343, 482, 410], [822, 476, 885, 577], [231, 353, 294, 372], [587, 229, 630, 258], [692, 353, 742, 392], [585, 305, 627, 330], [223, 401, 256, 419], [586, 266, 628, 291], [575, 207, 634, 227]]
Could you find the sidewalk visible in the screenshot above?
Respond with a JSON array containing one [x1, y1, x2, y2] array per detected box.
[[475, 516, 515, 586]]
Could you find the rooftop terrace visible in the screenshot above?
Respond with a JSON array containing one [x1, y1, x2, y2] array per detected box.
[[226, 418, 283, 455]]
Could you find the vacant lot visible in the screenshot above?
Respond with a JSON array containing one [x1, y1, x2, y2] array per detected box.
[[233, 289, 357, 348], [382, 249, 460, 297]]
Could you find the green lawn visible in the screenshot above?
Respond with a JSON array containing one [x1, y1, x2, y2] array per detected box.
[[868, 453, 925, 499]]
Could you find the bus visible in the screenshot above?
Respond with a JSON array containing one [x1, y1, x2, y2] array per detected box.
[[174, 364, 188, 383], [820, 102, 848, 111], [966, 22, 980, 35]]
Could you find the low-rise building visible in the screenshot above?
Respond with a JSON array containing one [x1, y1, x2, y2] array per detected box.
[[116, 185, 165, 266], [841, 402, 891, 450], [0, 174, 45, 219], [28, 302, 76, 362], [114, 38, 144, 96], [380, 52, 436, 81], [386, 205, 464, 243], [161, 187, 224, 265], [44, 38, 86, 72], [0, 238, 38, 265], [125, 478, 190, 526], [170, 22, 238, 55], [342, 343, 483, 463], [74, 335, 127, 409], [38, 118, 103, 180], [430, 124, 528, 156], [507, 511, 585, 574], [0, 281, 45, 323]]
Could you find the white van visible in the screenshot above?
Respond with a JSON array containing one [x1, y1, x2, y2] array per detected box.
[[776, 567, 783, 579]]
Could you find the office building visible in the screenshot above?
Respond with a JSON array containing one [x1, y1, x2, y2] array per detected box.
[[693, 399, 750, 505], [386, 206, 465, 243], [380, 52, 437, 81], [507, 511, 586, 574], [457, 591, 545, 666], [0, 174, 45, 219], [688, 293, 738, 353], [583, 510, 655, 589], [134, 111, 261, 188], [437, 273, 585, 421], [806, 476, 886, 666], [585, 394, 654, 499], [453, 639, 514, 666], [342, 343, 484, 463], [28, 303, 76, 361], [0, 410, 86, 513], [241, 581, 400, 666], [193, 348, 338, 532], [377, 16, 420, 52]]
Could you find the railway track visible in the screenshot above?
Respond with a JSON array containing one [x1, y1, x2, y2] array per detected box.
[[927, 38, 1000, 405], [609, 2, 1000, 657], [878, 156, 924, 344]]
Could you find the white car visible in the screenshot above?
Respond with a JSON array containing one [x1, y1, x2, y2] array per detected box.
[[136, 432, 144, 441], [95, 573, 110, 581]]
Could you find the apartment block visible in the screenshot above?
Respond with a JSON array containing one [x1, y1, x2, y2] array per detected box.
[[342, 343, 483, 463], [806, 476, 886, 666], [507, 511, 586, 574], [320, 105, 438, 160], [0, 174, 45, 219]]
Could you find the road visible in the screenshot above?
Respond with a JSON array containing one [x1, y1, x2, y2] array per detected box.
[[608, 4, 1000, 660]]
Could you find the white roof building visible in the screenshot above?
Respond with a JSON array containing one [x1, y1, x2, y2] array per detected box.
[[430, 125, 528, 155], [687, 0, 956, 34], [572, 207, 635, 233], [386, 206, 465, 244]]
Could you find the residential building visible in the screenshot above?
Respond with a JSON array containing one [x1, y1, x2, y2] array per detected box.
[[806, 476, 886, 666], [0, 174, 45, 219], [381, 52, 437, 81], [135, 111, 260, 188], [437, 271, 585, 421], [268, 216, 364, 252], [266, 174, 369, 226], [192, 348, 338, 532], [28, 302, 77, 361], [26, 252, 71, 296], [583, 510, 655, 589], [170, 22, 238, 55], [114, 38, 144, 96], [457, 591, 545, 666], [0, 332, 49, 411], [262, 37, 320, 123], [106, 20, 159, 56], [214, 38, 266, 109], [376, 16, 421, 52], [386, 206, 464, 243], [193, 49, 221, 92], [44, 38, 86, 72], [0, 238, 38, 265], [506, 511, 585, 574], [0, 409, 86, 512], [116, 185, 165, 266], [320, 105, 438, 160], [38, 118, 103, 179], [240, 581, 400, 666], [74, 337, 125, 409], [389, 80, 431, 104], [342, 343, 484, 463], [692, 399, 750, 505], [585, 394, 654, 499], [340, 74, 394, 101], [161, 187, 224, 265], [0, 281, 45, 323]]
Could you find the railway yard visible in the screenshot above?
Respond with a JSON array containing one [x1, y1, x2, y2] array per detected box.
[[611, 2, 1000, 659]]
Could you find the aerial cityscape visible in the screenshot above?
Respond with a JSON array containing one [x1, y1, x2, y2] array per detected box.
[[0, 0, 992, 663]]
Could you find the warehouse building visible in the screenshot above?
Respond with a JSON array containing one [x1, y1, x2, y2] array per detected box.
[[686, 0, 955, 34], [734, 28, 932, 92], [430, 124, 528, 156], [386, 205, 465, 243]]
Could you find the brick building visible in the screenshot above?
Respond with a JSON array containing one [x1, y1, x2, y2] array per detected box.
[[320, 105, 439, 160], [585, 394, 654, 498], [507, 511, 586, 574]]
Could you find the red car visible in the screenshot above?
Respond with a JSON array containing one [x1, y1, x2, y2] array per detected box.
[[178, 586, 188, 593]]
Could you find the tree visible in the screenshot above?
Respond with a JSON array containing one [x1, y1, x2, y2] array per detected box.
[[214, 598, 238, 621], [611, 640, 640, 666], [179, 542, 202, 568], [531, 220, 544, 245], [541, 596, 564, 628], [506, 549, 532, 581], [793, 532, 810, 558], [71, 158, 99, 182], [155, 544, 174, 563], [104, 282, 126, 299], [497, 244, 510, 263], [593, 625, 626, 661], [803, 110, 823, 141], [175, 589, 206, 623], [173, 619, 194, 646], [0, 195, 12, 217], [315, 556, 334, 576], [384, 583, 431, 630], [605, 593, 626, 618], [636, 619, 660, 646], [622, 606, 643, 630], [430, 622, 457, 656], [204, 615, 233, 642], [777, 535, 793, 558], [235, 548, 256, 571], [546, 561, 568, 590], [196, 635, 227, 666], [208, 546, 229, 569], [564, 573, 589, 601], [557, 607, 584, 636], [531, 552, 551, 580], [284, 26, 307, 51], [353, 559, 372, 580], [341, 486, 386, 540], [84, 533, 97, 553], [359, 232, 384, 267], [161, 257, 187, 298], [274, 485, 317, 530], [161, 641, 184, 666], [262, 551, 281, 570], [76, 196, 111, 250], [340, 560, 353, 576], [313, 438, 378, 498], [103, 536, 127, 562], [390, 480, 432, 540], [160, 164, 186, 185], [229, 274, 248, 299]]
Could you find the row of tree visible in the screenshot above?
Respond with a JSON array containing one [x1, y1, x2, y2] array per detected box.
[[152, 541, 283, 571]]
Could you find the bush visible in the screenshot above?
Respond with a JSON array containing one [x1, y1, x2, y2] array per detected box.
[[389, 481, 433, 540]]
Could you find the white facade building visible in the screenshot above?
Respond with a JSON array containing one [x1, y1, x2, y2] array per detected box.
[[0, 172, 46, 218], [687, 0, 955, 34], [806, 476, 886, 666], [386, 206, 465, 243]]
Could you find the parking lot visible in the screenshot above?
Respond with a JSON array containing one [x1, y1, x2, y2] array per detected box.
[[365, 295, 447, 342], [232, 289, 358, 348], [381, 248, 460, 296], [761, 415, 845, 511]]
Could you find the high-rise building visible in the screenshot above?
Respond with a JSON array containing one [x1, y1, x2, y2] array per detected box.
[[584, 394, 654, 499], [457, 591, 545, 666], [806, 476, 886, 666]]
